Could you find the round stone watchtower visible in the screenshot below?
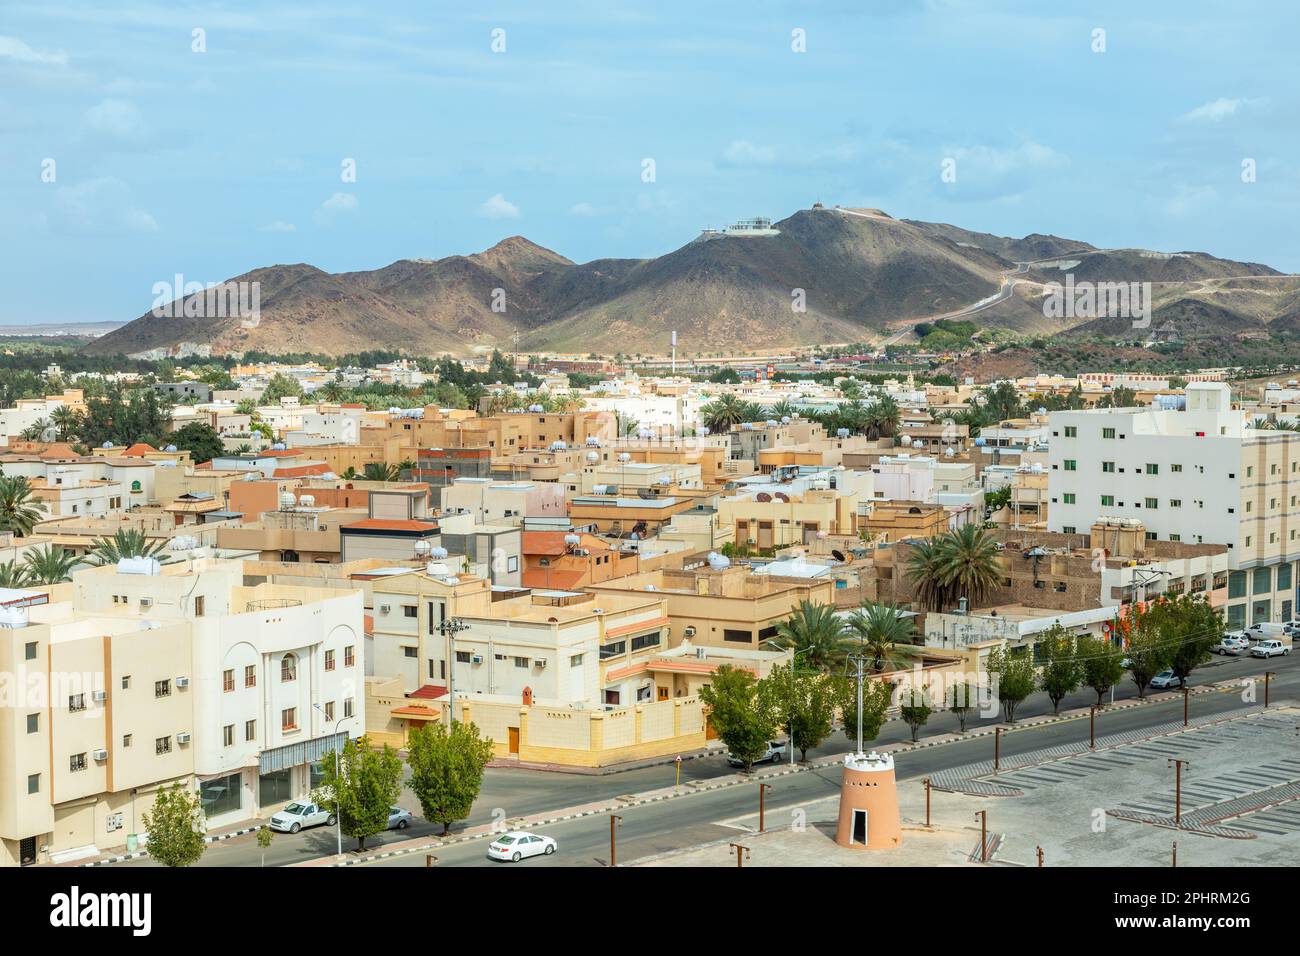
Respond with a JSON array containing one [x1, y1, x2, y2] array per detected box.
[[835, 751, 902, 850]]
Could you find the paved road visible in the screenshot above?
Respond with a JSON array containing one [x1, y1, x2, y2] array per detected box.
[[117, 651, 1295, 867]]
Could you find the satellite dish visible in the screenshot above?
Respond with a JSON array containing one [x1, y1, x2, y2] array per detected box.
[[429, 547, 449, 560], [756, 492, 772, 502], [586, 451, 599, 463], [164, 444, 178, 453], [618, 453, 632, 462]]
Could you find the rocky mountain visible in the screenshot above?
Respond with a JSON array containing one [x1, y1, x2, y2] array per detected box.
[[85, 207, 1288, 358]]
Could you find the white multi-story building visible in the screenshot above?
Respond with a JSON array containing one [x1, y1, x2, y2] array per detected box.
[[1048, 382, 1299, 627]]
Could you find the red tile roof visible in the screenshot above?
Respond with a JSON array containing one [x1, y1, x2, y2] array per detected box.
[[409, 684, 449, 700], [603, 615, 670, 639], [123, 442, 159, 456], [273, 464, 332, 478]]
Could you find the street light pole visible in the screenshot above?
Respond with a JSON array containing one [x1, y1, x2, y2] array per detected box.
[[435, 616, 470, 727], [312, 704, 350, 858], [729, 842, 750, 867], [609, 814, 622, 867], [1168, 758, 1190, 827], [759, 783, 772, 833], [974, 810, 988, 863]]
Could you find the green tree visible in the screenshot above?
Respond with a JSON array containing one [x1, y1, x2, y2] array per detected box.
[[838, 675, 894, 748], [0, 560, 32, 588], [948, 680, 977, 732], [260, 373, 304, 405], [141, 783, 206, 867], [87, 528, 169, 565], [759, 665, 837, 762], [987, 647, 1036, 723], [699, 665, 778, 772], [22, 545, 78, 585], [0, 475, 43, 537], [362, 462, 401, 482], [1126, 613, 1175, 699], [845, 601, 914, 672], [1147, 594, 1221, 688], [1037, 625, 1083, 714], [315, 735, 404, 851], [1078, 632, 1126, 705], [256, 825, 274, 867], [898, 684, 933, 742], [407, 720, 494, 835], [904, 538, 950, 612], [773, 601, 852, 671], [167, 421, 225, 463], [933, 525, 1002, 610]]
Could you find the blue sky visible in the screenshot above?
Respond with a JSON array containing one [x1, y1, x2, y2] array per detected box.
[[2, 0, 1298, 325]]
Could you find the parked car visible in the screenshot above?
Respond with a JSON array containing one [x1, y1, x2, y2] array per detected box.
[[1246, 622, 1286, 639], [486, 831, 557, 862], [1149, 669, 1179, 689], [1213, 635, 1250, 655], [386, 806, 414, 830], [727, 740, 787, 767], [1251, 639, 1291, 658], [1281, 620, 1300, 636], [268, 801, 336, 834]]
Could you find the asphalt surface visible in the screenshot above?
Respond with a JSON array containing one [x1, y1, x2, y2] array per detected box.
[[115, 650, 1296, 867]]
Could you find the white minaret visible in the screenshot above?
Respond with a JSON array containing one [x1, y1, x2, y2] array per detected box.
[[671, 330, 677, 375]]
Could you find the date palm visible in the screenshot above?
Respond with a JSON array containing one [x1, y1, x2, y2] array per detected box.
[[865, 395, 900, 439], [905, 537, 950, 612], [701, 394, 761, 433], [23, 545, 78, 585], [0, 475, 43, 537], [87, 528, 169, 565], [773, 600, 853, 671], [49, 405, 82, 441], [0, 560, 32, 588], [934, 524, 1002, 609], [362, 462, 401, 482], [846, 602, 915, 672]]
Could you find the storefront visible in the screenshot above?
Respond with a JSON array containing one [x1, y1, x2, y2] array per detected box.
[[256, 733, 348, 813]]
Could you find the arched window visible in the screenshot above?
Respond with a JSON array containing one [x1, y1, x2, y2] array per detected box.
[[280, 653, 297, 682]]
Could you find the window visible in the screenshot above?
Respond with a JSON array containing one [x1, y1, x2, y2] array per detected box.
[[281, 654, 297, 682], [28, 774, 39, 795], [1100, 495, 1114, 507], [1229, 571, 1246, 599], [156, 736, 171, 755], [1253, 567, 1272, 595], [1102, 461, 1115, 473], [1062, 493, 1076, 505], [344, 646, 355, 667], [325, 649, 335, 671], [344, 698, 354, 719], [1279, 563, 1293, 591], [121, 675, 130, 690], [195, 595, 205, 617], [25, 641, 37, 660], [513, 656, 530, 668], [1062, 526, 1076, 534], [123, 734, 132, 748], [403, 605, 417, 618], [1145, 464, 1158, 475], [70, 753, 87, 772], [155, 679, 171, 698], [1063, 459, 1077, 471], [455, 650, 472, 663], [1102, 427, 1116, 439], [281, 708, 297, 732], [723, 629, 753, 643], [245, 719, 256, 741], [1170, 499, 1181, 508], [245, 665, 256, 688], [599, 641, 626, 660], [324, 701, 335, 722], [69, 694, 86, 712], [26, 713, 39, 734], [1064, 426, 1077, 437], [570, 653, 584, 666], [223, 669, 234, 693], [631, 632, 661, 652], [403, 646, 417, 658], [223, 724, 234, 747], [1145, 498, 1158, 509]]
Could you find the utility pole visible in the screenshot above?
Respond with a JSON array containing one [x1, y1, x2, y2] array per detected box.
[[434, 616, 470, 727], [923, 777, 932, 827], [608, 814, 622, 867], [729, 842, 750, 867], [758, 783, 772, 833], [994, 726, 1002, 772], [1168, 758, 1190, 827], [847, 653, 869, 754], [974, 810, 988, 863]]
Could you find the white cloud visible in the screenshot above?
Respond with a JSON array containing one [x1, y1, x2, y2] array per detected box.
[[82, 98, 148, 143], [259, 220, 297, 233], [313, 192, 358, 226], [1181, 97, 1257, 124], [720, 139, 777, 167], [0, 35, 67, 66], [477, 193, 520, 219], [45, 177, 158, 236]]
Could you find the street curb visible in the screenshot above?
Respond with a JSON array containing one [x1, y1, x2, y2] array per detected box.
[[78, 823, 264, 867]]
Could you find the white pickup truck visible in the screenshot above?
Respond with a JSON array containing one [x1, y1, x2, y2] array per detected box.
[[268, 801, 336, 834]]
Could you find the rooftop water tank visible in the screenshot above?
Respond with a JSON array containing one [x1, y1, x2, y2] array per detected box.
[[429, 547, 449, 560], [279, 491, 297, 510], [706, 551, 731, 569], [0, 605, 29, 628], [426, 562, 450, 577], [117, 557, 161, 576]]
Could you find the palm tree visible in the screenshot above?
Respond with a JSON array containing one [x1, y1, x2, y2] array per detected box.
[[20, 419, 52, 442], [49, 406, 81, 442], [362, 462, 401, 482], [87, 528, 169, 565], [0, 476, 43, 537], [905, 537, 950, 612], [340, 466, 359, 480], [773, 600, 853, 671], [934, 524, 1002, 609], [766, 399, 797, 421], [23, 545, 78, 585], [701, 394, 755, 433], [0, 560, 32, 588], [866, 395, 900, 439], [1249, 417, 1274, 430], [846, 602, 916, 672]]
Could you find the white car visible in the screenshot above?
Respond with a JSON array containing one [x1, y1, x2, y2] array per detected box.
[[1251, 639, 1291, 658], [268, 801, 336, 834], [487, 831, 557, 862], [727, 740, 787, 767], [1214, 635, 1250, 655], [1149, 669, 1179, 689], [386, 806, 414, 830]]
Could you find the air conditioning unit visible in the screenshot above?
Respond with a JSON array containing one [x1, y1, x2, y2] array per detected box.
[[92, 690, 107, 703], [139, 597, 153, 608], [91, 749, 108, 761], [177, 732, 192, 744], [470, 654, 484, 665], [175, 677, 190, 688], [535, 659, 547, 669], [379, 604, 391, 614], [684, 626, 697, 637]]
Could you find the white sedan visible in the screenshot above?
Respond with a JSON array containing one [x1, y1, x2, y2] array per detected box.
[[268, 801, 336, 834], [486, 831, 557, 863]]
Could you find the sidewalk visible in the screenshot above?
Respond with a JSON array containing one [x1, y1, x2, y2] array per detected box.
[[486, 740, 728, 775], [74, 818, 266, 868]]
